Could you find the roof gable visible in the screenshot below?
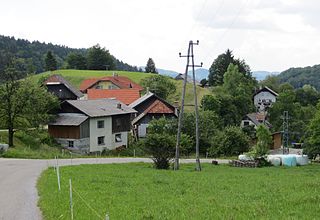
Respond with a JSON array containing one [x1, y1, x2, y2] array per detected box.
[[45, 74, 83, 98], [79, 76, 143, 93], [254, 86, 279, 97]]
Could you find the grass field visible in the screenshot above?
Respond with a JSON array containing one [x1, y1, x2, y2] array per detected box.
[[38, 163, 320, 220], [32, 69, 210, 110]]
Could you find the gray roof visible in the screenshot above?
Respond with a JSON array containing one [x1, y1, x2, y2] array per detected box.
[[245, 113, 272, 128], [129, 91, 154, 108], [45, 74, 84, 98], [49, 114, 88, 126], [66, 99, 137, 117]]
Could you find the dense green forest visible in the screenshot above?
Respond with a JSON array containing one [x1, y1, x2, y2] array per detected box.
[[277, 64, 320, 90], [0, 35, 139, 74]]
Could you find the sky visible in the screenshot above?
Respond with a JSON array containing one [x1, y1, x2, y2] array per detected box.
[[1, 0, 320, 72]]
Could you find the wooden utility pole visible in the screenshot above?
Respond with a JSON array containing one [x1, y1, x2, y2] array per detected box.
[[175, 40, 202, 171]]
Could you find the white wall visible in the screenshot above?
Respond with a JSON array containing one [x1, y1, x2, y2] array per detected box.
[[89, 117, 128, 152], [254, 91, 277, 111], [89, 117, 112, 152]]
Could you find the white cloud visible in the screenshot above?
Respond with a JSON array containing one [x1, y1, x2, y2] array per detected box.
[[0, 0, 320, 72]]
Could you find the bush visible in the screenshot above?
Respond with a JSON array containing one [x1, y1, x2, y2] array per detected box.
[[144, 133, 175, 169], [209, 126, 250, 157]]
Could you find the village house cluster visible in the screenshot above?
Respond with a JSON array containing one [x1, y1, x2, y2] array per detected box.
[[44, 74, 177, 153]]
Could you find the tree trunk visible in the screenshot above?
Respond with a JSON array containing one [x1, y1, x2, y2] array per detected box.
[[8, 126, 14, 147]]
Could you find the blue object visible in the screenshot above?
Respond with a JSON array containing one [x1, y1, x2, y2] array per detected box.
[[282, 155, 297, 166]]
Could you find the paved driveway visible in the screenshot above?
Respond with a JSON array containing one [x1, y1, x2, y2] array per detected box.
[[0, 158, 229, 220]]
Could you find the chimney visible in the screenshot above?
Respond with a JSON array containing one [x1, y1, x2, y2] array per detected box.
[[117, 103, 122, 109]]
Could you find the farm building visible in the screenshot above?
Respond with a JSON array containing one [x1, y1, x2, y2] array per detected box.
[[129, 92, 178, 138], [44, 74, 83, 101], [48, 99, 136, 153], [241, 112, 272, 129], [253, 86, 278, 112]]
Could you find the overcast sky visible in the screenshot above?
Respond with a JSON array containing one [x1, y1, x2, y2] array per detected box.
[[1, 0, 320, 72]]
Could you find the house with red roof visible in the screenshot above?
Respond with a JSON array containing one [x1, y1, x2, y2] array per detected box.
[[79, 74, 143, 93]]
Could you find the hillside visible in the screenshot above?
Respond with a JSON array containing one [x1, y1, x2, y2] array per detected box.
[[34, 69, 210, 110], [0, 35, 139, 74], [277, 64, 320, 90]]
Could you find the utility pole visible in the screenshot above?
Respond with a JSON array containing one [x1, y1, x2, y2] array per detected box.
[[282, 111, 289, 154], [175, 40, 202, 171]]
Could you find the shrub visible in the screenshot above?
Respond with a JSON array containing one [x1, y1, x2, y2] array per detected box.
[[144, 133, 175, 169], [209, 126, 250, 157]]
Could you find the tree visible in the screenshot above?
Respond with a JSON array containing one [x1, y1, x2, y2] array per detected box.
[[200, 78, 208, 87], [0, 61, 59, 147], [66, 53, 87, 70], [304, 104, 320, 159], [144, 133, 175, 169], [253, 125, 272, 157], [141, 75, 176, 99], [145, 58, 157, 73], [86, 44, 115, 70], [45, 51, 57, 71], [295, 85, 319, 106], [209, 126, 250, 157], [260, 75, 280, 93], [182, 110, 222, 154], [208, 49, 251, 86]]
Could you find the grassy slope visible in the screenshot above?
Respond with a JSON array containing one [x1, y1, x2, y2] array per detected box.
[[38, 163, 320, 220], [33, 69, 210, 110], [0, 131, 65, 159]]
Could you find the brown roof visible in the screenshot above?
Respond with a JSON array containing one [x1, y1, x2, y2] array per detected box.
[[79, 76, 143, 93], [87, 89, 140, 105]]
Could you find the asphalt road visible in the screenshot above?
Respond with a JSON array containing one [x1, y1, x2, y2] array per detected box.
[[0, 157, 229, 220]]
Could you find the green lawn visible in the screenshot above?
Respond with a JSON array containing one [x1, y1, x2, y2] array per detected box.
[[32, 69, 210, 110], [38, 163, 320, 220]]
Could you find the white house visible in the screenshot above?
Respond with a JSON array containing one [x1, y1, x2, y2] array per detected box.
[[253, 86, 278, 112], [48, 99, 137, 153]]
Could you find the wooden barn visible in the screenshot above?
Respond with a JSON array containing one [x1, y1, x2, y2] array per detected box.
[[129, 92, 178, 138]]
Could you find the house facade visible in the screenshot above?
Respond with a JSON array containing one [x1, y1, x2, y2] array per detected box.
[[48, 99, 136, 153], [253, 86, 278, 112], [129, 92, 178, 138]]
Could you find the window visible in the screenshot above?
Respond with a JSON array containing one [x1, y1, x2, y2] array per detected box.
[[244, 121, 250, 126], [98, 136, 105, 145], [68, 141, 74, 148], [95, 85, 102, 89], [115, 134, 122, 142], [97, 120, 104, 128]]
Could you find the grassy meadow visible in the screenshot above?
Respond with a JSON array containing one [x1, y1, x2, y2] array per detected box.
[[38, 163, 320, 220], [32, 69, 210, 110]]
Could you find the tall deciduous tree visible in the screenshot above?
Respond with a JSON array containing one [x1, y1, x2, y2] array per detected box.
[[45, 51, 57, 71], [141, 75, 176, 99], [304, 103, 320, 159], [145, 58, 158, 73], [87, 44, 115, 70], [208, 49, 251, 86], [0, 61, 59, 146]]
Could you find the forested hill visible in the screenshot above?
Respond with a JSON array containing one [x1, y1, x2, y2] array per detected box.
[[0, 35, 139, 74], [277, 64, 320, 90]]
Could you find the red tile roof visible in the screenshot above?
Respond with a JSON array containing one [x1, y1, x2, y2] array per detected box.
[[87, 89, 141, 105], [144, 99, 175, 114], [80, 76, 143, 93]]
